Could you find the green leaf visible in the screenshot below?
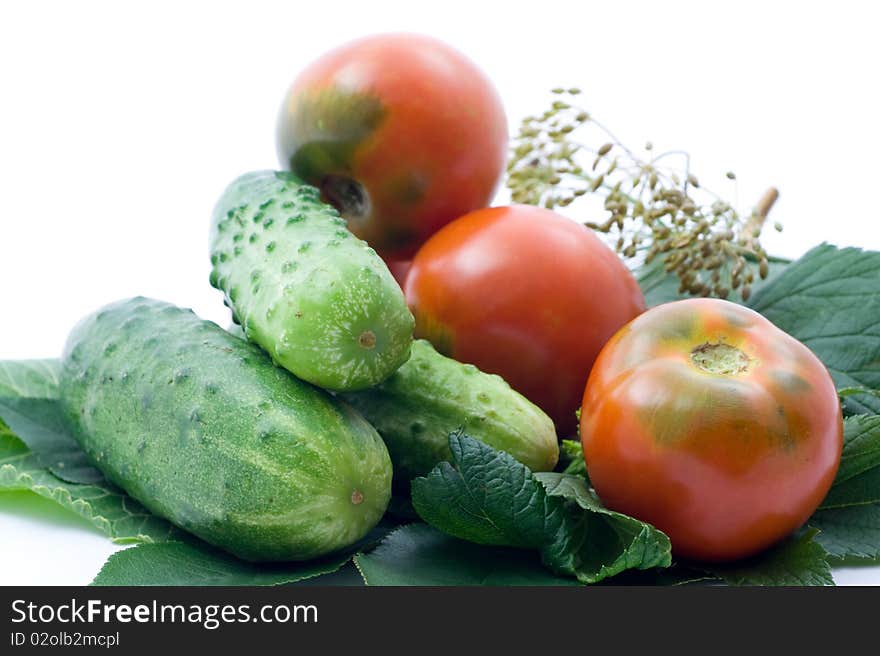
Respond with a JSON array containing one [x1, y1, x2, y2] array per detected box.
[[92, 541, 351, 586], [0, 359, 60, 436], [559, 439, 588, 478], [354, 523, 581, 586], [821, 415, 880, 509], [838, 387, 880, 401], [292, 562, 367, 586], [705, 529, 834, 586], [637, 256, 789, 308], [804, 415, 880, 560], [0, 358, 178, 544], [0, 359, 61, 398], [810, 504, 880, 561], [536, 472, 672, 582], [92, 515, 401, 586], [0, 358, 104, 484], [411, 434, 546, 549], [748, 244, 880, 416], [411, 432, 671, 584], [0, 396, 105, 484], [0, 432, 178, 544]]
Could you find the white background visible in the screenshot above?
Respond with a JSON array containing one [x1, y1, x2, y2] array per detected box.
[[1, 0, 878, 584]]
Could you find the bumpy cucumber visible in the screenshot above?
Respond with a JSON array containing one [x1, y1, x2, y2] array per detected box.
[[341, 340, 559, 483], [60, 298, 392, 561], [209, 170, 414, 391]]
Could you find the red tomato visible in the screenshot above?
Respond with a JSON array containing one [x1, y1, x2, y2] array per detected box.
[[405, 205, 646, 435], [276, 33, 508, 260], [580, 298, 843, 562]]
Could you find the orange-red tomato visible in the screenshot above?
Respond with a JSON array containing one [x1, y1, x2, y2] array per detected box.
[[405, 205, 646, 435], [580, 298, 843, 562], [276, 33, 508, 260]]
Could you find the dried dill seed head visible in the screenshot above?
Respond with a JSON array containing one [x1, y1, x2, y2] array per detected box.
[[507, 89, 780, 301]]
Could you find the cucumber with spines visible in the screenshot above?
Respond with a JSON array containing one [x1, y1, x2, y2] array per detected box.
[[209, 170, 413, 391], [60, 297, 392, 561], [341, 339, 559, 485]]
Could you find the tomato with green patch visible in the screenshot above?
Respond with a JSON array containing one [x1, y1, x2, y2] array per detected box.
[[276, 33, 508, 260], [580, 298, 843, 562]]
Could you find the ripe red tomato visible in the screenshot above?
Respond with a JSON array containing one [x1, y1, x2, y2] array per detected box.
[[580, 298, 843, 562], [276, 33, 508, 260], [405, 205, 646, 435]]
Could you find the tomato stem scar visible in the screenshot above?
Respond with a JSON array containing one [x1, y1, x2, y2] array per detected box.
[[320, 175, 370, 221], [690, 342, 751, 375]]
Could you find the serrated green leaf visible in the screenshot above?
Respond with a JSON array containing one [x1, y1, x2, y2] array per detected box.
[[748, 244, 880, 416], [805, 415, 880, 560], [821, 415, 880, 509], [536, 472, 672, 582], [0, 396, 105, 484], [411, 437, 546, 549], [293, 562, 367, 586], [411, 432, 671, 584], [535, 471, 603, 510], [354, 523, 580, 586], [809, 503, 880, 560], [0, 432, 178, 544], [705, 529, 833, 586], [91, 516, 401, 586], [0, 357, 104, 485], [92, 541, 350, 586], [0, 359, 61, 398]]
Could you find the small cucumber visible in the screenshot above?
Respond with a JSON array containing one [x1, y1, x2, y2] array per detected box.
[[60, 298, 392, 561], [209, 170, 414, 391], [341, 340, 559, 483]]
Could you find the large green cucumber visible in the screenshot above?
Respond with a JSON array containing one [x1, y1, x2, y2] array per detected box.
[[209, 170, 414, 391], [341, 340, 559, 484], [59, 298, 392, 561]]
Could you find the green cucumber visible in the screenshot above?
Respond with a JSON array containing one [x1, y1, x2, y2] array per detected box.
[[341, 340, 559, 484], [209, 170, 414, 391], [60, 298, 392, 561]]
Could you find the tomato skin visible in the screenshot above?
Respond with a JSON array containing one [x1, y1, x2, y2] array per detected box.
[[405, 205, 646, 435], [276, 33, 508, 260], [580, 298, 843, 562]]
